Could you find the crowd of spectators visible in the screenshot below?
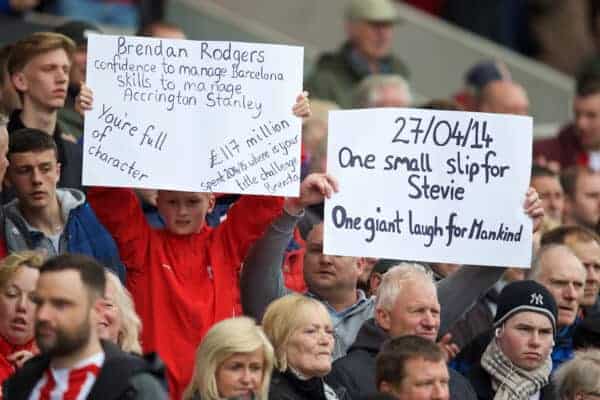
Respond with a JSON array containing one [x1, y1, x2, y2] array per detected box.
[[0, 0, 599, 399]]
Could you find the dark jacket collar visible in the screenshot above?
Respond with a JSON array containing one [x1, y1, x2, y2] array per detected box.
[[7, 110, 69, 168], [346, 318, 389, 356], [468, 365, 494, 400], [272, 369, 328, 400]]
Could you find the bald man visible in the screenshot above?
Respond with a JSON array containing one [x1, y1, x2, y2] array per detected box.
[[477, 80, 530, 115]]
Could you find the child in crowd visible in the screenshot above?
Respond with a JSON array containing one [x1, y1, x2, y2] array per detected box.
[[79, 88, 332, 398]]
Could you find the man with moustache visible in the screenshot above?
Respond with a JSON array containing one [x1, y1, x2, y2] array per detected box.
[[2, 253, 166, 399]]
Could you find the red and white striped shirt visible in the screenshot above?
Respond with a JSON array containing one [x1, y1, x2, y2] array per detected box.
[[28, 352, 104, 400]]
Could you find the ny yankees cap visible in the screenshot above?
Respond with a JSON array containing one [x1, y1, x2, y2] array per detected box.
[[494, 280, 558, 336]]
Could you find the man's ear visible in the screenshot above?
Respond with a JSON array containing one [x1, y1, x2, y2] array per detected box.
[[369, 272, 382, 294], [356, 257, 368, 275], [378, 380, 393, 395], [55, 162, 61, 181], [93, 297, 104, 312], [207, 194, 216, 214], [375, 307, 391, 332], [11, 72, 28, 93], [3, 169, 12, 188], [90, 297, 104, 326]]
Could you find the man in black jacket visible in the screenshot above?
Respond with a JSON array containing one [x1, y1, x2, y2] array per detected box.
[[326, 264, 476, 400], [2, 253, 167, 399]]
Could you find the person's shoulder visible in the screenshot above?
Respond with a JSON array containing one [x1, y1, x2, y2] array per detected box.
[[387, 54, 411, 78], [6, 110, 23, 134], [533, 135, 561, 151], [534, 123, 578, 150], [311, 45, 350, 73], [457, 329, 492, 360], [127, 371, 168, 399], [268, 370, 302, 400], [104, 343, 165, 375], [328, 344, 375, 395], [449, 367, 476, 399], [465, 364, 491, 400], [2, 353, 49, 398], [92, 344, 168, 398], [330, 351, 355, 374], [58, 134, 83, 153], [58, 188, 86, 207], [541, 380, 558, 400]]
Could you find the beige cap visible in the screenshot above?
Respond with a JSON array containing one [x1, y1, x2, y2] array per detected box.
[[345, 0, 399, 23]]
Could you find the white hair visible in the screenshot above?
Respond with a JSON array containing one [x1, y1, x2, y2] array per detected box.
[[353, 74, 412, 108], [375, 263, 434, 311]]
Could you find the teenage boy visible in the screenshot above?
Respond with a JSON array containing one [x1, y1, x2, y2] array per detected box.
[[3, 128, 124, 280], [7, 32, 83, 190]]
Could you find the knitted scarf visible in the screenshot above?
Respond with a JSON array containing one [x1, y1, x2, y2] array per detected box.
[[480, 338, 552, 400]]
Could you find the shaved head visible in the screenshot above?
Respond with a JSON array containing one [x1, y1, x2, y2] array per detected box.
[[478, 81, 529, 115]]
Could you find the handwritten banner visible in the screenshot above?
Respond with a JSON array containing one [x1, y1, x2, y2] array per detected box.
[[83, 34, 303, 195], [324, 108, 533, 268]]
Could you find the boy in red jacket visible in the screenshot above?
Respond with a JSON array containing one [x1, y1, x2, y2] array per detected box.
[[82, 90, 324, 398]]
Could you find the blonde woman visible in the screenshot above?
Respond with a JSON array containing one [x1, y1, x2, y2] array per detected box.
[[553, 349, 600, 400], [183, 317, 274, 400], [262, 294, 347, 400], [97, 271, 142, 354], [0, 251, 44, 387]]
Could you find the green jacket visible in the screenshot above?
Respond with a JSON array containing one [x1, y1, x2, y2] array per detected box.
[[305, 41, 410, 108]]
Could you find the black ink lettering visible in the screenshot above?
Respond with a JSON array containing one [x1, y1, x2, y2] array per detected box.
[[337, 147, 376, 169], [392, 117, 409, 144]]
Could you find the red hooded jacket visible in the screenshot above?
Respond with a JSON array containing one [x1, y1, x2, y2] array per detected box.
[[88, 188, 283, 399]]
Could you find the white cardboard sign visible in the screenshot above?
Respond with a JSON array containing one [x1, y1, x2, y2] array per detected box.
[[83, 34, 303, 196], [324, 108, 533, 268]]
